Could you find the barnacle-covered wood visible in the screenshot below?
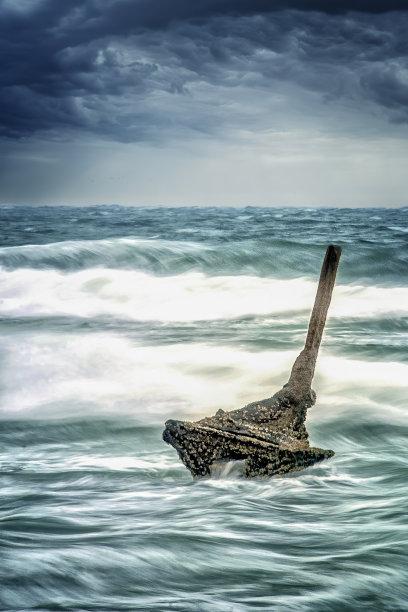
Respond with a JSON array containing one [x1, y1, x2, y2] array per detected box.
[[163, 245, 342, 478]]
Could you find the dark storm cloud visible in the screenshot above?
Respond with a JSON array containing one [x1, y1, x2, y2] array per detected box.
[[1, 0, 408, 141]]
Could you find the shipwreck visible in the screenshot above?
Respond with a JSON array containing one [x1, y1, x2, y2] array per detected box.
[[163, 244, 341, 478]]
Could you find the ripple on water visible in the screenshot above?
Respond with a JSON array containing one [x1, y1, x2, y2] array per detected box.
[[1, 419, 407, 611]]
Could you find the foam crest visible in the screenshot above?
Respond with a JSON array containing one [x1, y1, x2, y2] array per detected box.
[[0, 267, 407, 322], [1, 333, 407, 424], [0, 267, 315, 321]]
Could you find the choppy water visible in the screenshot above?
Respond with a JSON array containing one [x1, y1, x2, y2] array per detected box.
[[0, 206, 407, 611]]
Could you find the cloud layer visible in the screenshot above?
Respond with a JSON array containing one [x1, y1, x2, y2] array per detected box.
[[1, 0, 408, 142]]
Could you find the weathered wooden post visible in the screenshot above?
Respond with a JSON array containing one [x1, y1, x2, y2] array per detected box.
[[163, 245, 342, 478]]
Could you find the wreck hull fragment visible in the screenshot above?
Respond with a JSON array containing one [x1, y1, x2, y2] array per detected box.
[[163, 245, 341, 479]]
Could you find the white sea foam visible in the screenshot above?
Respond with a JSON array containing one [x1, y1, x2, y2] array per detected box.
[[1, 332, 407, 423], [0, 267, 407, 322]]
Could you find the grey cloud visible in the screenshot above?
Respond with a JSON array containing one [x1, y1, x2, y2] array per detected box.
[[1, 1, 408, 142], [360, 61, 408, 119]]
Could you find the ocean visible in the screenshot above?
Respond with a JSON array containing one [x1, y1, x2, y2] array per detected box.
[[0, 205, 407, 611]]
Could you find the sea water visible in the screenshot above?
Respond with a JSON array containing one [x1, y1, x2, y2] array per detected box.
[[0, 206, 407, 611]]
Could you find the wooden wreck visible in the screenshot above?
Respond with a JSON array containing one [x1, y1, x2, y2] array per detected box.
[[163, 244, 342, 478]]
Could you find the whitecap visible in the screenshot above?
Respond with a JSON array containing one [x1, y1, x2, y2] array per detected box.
[[0, 267, 407, 322], [1, 333, 407, 426]]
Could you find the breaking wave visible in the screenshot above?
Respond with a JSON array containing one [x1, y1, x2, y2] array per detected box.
[[0, 234, 407, 285], [1, 266, 407, 322]]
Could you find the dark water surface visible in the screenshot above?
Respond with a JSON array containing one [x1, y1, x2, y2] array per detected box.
[[0, 206, 407, 611]]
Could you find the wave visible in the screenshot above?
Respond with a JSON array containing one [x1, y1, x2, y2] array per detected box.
[[0, 238, 217, 275], [0, 236, 407, 285], [1, 335, 407, 426], [0, 266, 407, 323]]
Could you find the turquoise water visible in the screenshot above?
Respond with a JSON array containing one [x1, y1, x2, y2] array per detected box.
[[0, 206, 407, 611]]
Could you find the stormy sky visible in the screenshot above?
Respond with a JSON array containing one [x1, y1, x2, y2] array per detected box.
[[1, 0, 408, 206]]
